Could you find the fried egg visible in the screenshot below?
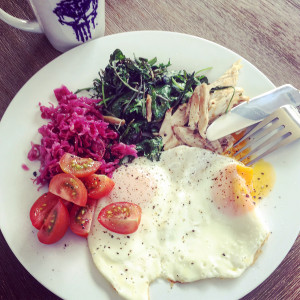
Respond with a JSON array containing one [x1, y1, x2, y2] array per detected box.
[[88, 146, 271, 300]]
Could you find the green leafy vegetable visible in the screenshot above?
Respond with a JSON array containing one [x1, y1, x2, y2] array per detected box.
[[83, 49, 209, 160]]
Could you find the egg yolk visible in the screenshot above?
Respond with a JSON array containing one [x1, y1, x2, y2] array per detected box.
[[236, 164, 253, 187], [223, 129, 276, 206], [213, 160, 275, 216], [251, 160, 275, 202], [212, 164, 255, 216]]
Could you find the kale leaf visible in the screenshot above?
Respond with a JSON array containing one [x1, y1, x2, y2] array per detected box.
[[87, 49, 209, 161]]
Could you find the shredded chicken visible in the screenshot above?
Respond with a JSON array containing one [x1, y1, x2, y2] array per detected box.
[[173, 126, 207, 148], [208, 86, 249, 122], [173, 126, 234, 154], [103, 116, 125, 126], [146, 94, 152, 122], [208, 60, 249, 122], [159, 104, 188, 150], [207, 135, 235, 154], [187, 85, 201, 130], [159, 60, 249, 154], [197, 83, 210, 138], [186, 83, 210, 138], [209, 60, 242, 88], [164, 135, 184, 150]]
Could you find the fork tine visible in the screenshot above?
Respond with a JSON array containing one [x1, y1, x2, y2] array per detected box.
[[234, 115, 280, 149], [234, 104, 300, 165], [233, 116, 283, 158], [244, 120, 282, 145], [245, 133, 298, 165], [236, 125, 288, 160], [239, 131, 290, 165]]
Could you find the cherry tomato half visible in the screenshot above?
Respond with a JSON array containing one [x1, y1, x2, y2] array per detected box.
[[98, 202, 142, 234], [29, 192, 60, 230], [82, 174, 115, 200], [70, 199, 96, 237], [60, 199, 74, 212], [49, 173, 87, 206], [37, 200, 70, 244], [59, 153, 101, 178]]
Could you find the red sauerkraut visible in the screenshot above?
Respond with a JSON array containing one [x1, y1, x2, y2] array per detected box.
[[28, 85, 137, 186]]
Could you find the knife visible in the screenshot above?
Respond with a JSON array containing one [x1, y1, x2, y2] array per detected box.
[[206, 84, 300, 141]]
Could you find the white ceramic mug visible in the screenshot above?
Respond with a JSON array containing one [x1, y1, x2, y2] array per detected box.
[[0, 0, 105, 52]]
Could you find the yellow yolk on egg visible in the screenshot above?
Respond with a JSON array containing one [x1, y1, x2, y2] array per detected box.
[[223, 130, 276, 205], [251, 160, 276, 202], [212, 161, 275, 216], [212, 164, 255, 216], [235, 161, 275, 203], [236, 164, 253, 187]]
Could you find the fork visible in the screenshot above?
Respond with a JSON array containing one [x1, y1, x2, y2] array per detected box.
[[233, 104, 300, 166]]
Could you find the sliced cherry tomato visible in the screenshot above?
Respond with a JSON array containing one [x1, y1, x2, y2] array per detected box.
[[30, 192, 60, 229], [98, 202, 142, 234], [60, 199, 74, 212], [59, 153, 101, 178], [49, 173, 87, 206], [82, 174, 115, 199], [37, 200, 70, 244], [70, 199, 96, 237]]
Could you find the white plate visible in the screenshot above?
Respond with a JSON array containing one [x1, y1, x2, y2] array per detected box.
[[0, 31, 299, 300]]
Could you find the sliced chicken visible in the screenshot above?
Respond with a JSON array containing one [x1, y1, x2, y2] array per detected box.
[[197, 83, 210, 138], [159, 104, 188, 150], [218, 135, 235, 152], [208, 87, 249, 122], [209, 60, 242, 88], [207, 60, 249, 122], [164, 135, 184, 150], [187, 85, 201, 130], [159, 60, 248, 155], [103, 116, 125, 126], [173, 126, 207, 148], [206, 134, 235, 154], [173, 126, 235, 154], [146, 94, 152, 122]]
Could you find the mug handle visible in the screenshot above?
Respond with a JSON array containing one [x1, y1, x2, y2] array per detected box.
[[0, 8, 43, 33]]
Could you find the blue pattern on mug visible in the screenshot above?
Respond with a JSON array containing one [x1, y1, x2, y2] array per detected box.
[[53, 0, 98, 42]]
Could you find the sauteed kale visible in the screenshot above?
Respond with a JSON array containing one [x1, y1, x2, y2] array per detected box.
[[82, 49, 209, 161]]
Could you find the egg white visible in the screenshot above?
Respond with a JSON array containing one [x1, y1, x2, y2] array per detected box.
[[88, 146, 269, 300]]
